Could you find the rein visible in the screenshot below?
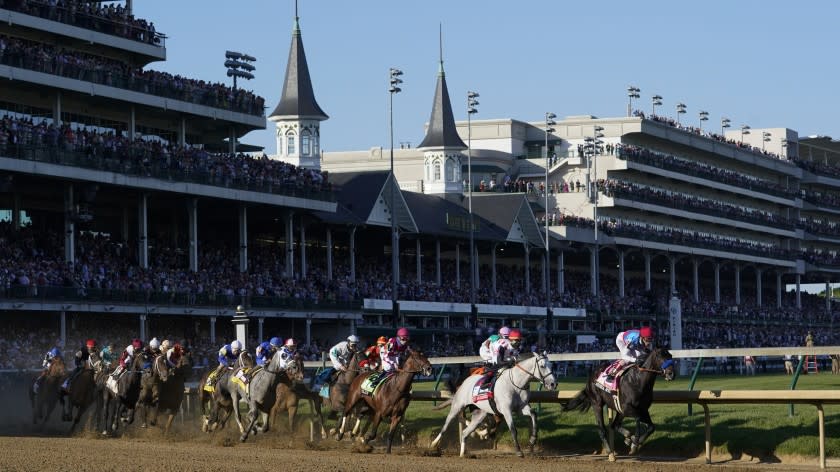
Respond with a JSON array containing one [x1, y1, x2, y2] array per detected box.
[[509, 355, 551, 391]]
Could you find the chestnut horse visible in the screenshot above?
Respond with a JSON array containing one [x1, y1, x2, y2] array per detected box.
[[337, 349, 432, 453], [30, 356, 66, 425], [270, 355, 325, 434]]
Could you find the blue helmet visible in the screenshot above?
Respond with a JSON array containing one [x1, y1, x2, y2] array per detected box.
[[49, 347, 61, 358], [270, 337, 282, 348]]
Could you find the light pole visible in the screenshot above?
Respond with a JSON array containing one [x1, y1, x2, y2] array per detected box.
[[762, 131, 771, 152], [389, 67, 403, 328], [587, 125, 604, 299], [651, 95, 662, 116], [676, 103, 686, 125], [740, 124, 751, 143], [627, 86, 640, 117], [544, 112, 556, 334], [224, 50, 256, 91], [699, 111, 709, 132], [467, 91, 479, 316], [721, 117, 731, 136]]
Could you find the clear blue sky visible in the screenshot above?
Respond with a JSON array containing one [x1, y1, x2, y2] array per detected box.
[[134, 0, 838, 154]]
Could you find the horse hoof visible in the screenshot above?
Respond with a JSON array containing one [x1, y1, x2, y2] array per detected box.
[[608, 453, 616, 462], [141, 423, 147, 429], [240, 435, 248, 443], [517, 451, 524, 458]]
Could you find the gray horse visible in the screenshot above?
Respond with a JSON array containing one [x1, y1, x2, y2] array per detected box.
[[430, 352, 556, 457], [229, 349, 297, 442]]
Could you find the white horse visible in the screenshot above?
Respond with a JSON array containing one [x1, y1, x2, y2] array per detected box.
[[430, 352, 556, 457]]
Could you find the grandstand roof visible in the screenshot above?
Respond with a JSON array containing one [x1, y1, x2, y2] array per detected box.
[[268, 16, 328, 122], [799, 136, 840, 164], [468, 193, 545, 248], [417, 59, 467, 150], [326, 171, 416, 231], [401, 191, 508, 241]]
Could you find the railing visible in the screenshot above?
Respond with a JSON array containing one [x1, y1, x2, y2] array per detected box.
[[0, 143, 335, 202]]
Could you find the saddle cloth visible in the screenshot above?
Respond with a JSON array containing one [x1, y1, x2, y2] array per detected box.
[[361, 371, 393, 397], [106, 376, 119, 395], [471, 371, 495, 403], [231, 366, 261, 392], [595, 360, 634, 392]]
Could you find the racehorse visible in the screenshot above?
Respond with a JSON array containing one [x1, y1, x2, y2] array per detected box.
[[230, 349, 301, 442], [100, 351, 146, 435], [157, 348, 193, 434], [30, 356, 66, 425], [269, 354, 324, 434], [563, 346, 675, 461], [430, 352, 556, 457], [61, 351, 104, 433], [201, 352, 254, 432], [338, 349, 433, 453], [319, 350, 367, 439], [137, 351, 171, 428]]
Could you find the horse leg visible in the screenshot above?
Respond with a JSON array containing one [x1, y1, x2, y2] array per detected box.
[[286, 402, 296, 433], [521, 403, 538, 453], [336, 392, 360, 441], [499, 409, 524, 458], [309, 398, 327, 440], [630, 411, 655, 455], [363, 411, 383, 445], [593, 404, 615, 462], [164, 414, 175, 435], [240, 403, 260, 442], [385, 413, 404, 454], [459, 409, 489, 458], [430, 400, 464, 449]]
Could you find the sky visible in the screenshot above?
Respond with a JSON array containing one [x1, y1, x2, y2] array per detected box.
[[132, 0, 840, 154]]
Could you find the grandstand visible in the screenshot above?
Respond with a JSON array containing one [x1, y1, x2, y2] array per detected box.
[[0, 3, 838, 371]]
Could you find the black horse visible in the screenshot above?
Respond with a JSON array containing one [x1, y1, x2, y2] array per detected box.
[[563, 346, 675, 461]]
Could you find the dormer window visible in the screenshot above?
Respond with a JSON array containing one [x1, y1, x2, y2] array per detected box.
[[286, 131, 296, 155], [433, 158, 441, 181], [301, 130, 311, 156]]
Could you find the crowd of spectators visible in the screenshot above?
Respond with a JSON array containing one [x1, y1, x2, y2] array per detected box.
[[0, 0, 161, 46], [597, 178, 795, 229], [802, 190, 840, 209], [0, 34, 263, 115], [0, 114, 329, 197]]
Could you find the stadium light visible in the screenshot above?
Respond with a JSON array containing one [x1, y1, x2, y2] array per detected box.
[[651, 94, 662, 116], [389, 67, 403, 328], [544, 111, 556, 334], [762, 131, 771, 152], [721, 117, 731, 135], [224, 50, 256, 91], [698, 111, 709, 132], [467, 91, 479, 318], [627, 86, 640, 117], [676, 103, 687, 125], [741, 124, 751, 143]]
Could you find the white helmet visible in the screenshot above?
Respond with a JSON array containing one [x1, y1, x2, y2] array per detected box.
[[347, 335, 360, 351], [230, 340, 242, 352], [160, 339, 171, 352], [149, 338, 160, 350]]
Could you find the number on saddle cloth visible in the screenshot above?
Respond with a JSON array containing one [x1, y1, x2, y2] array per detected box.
[[471, 370, 496, 403], [360, 370, 392, 397]]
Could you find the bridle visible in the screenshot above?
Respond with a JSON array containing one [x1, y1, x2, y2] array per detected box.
[[636, 356, 675, 376], [396, 352, 432, 375], [510, 354, 553, 391]]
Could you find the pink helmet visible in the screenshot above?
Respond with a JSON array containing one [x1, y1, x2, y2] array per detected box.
[[499, 326, 511, 338], [396, 327, 410, 339], [639, 326, 654, 340], [284, 338, 296, 347], [131, 338, 143, 349]]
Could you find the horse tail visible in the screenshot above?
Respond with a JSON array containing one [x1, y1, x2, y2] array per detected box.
[[562, 389, 592, 413], [432, 398, 453, 411]]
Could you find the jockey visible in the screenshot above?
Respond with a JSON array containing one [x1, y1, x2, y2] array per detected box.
[[165, 343, 183, 368], [479, 334, 501, 364], [489, 329, 522, 367], [112, 338, 143, 379], [498, 326, 511, 340], [381, 327, 411, 373], [255, 340, 274, 367], [277, 338, 297, 370], [207, 340, 242, 385], [606, 326, 654, 380], [160, 339, 172, 356], [147, 337, 162, 357], [100, 343, 117, 369], [361, 336, 388, 371], [34, 347, 62, 393], [66, 339, 96, 387], [312, 335, 361, 391]]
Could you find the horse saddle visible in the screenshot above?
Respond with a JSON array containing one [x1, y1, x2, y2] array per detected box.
[[471, 371, 496, 403], [596, 360, 634, 393], [106, 376, 120, 395], [361, 371, 393, 397], [232, 367, 259, 391]]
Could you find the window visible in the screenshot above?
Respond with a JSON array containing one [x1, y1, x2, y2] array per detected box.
[[433, 159, 441, 181], [445, 158, 455, 181], [286, 132, 296, 155], [312, 132, 319, 156], [301, 131, 311, 156]]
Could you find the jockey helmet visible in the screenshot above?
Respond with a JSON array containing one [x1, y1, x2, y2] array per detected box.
[[508, 329, 522, 348], [639, 326, 654, 342], [49, 347, 61, 358], [149, 338, 160, 350], [230, 340, 242, 353], [347, 335, 361, 351], [499, 326, 511, 338], [131, 338, 143, 349], [270, 337, 283, 348], [86, 339, 96, 348], [160, 339, 171, 352], [284, 338, 296, 348], [396, 327, 410, 340], [377, 336, 388, 346]]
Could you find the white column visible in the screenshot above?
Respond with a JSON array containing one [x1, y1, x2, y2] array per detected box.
[[285, 212, 294, 279], [349, 227, 356, 282], [524, 245, 531, 294], [756, 268, 763, 307], [12, 194, 20, 230], [64, 184, 75, 264], [618, 250, 625, 298], [776, 273, 782, 308], [796, 274, 802, 309], [827, 281, 832, 313], [306, 318, 312, 347], [138, 193, 148, 269], [128, 105, 136, 139], [60, 311, 66, 347], [669, 257, 676, 295], [474, 245, 480, 290], [139, 314, 147, 342], [541, 249, 547, 293], [590, 247, 597, 296], [416, 239, 422, 283], [209, 316, 217, 344], [693, 259, 700, 303], [491, 243, 498, 295], [714, 262, 721, 303], [188, 198, 198, 272], [178, 116, 186, 147], [557, 252, 564, 295], [53, 90, 62, 125], [239, 204, 248, 273], [735, 265, 741, 305], [326, 228, 333, 281], [455, 244, 461, 289], [435, 239, 442, 286], [300, 222, 307, 278], [644, 252, 652, 291], [257, 317, 264, 341]]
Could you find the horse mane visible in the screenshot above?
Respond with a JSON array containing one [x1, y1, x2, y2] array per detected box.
[[48, 356, 66, 375]]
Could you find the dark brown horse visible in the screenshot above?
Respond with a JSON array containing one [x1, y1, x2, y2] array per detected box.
[[30, 356, 66, 425], [61, 351, 104, 433], [269, 355, 324, 434], [137, 352, 171, 428], [321, 350, 367, 438], [100, 351, 146, 435], [157, 348, 193, 434], [563, 346, 675, 461], [337, 349, 433, 453], [200, 352, 254, 432]]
